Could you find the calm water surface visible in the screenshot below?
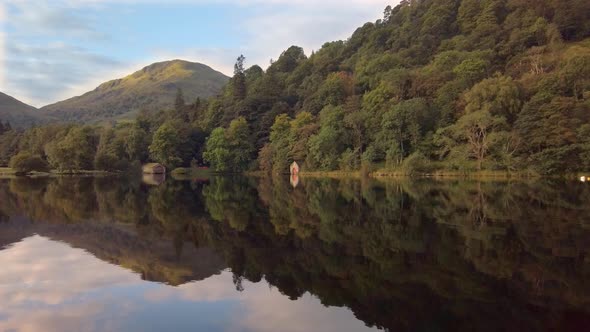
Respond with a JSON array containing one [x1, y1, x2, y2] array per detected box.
[[0, 176, 589, 331]]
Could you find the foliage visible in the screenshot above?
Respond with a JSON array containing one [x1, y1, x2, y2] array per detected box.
[[149, 120, 194, 169], [9, 152, 48, 173], [203, 117, 254, 172]]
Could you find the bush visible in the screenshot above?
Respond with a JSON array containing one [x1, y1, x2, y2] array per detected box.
[[171, 167, 190, 175], [402, 152, 434, 175], [94, 152, 128, 171], [339, 149, 360, 171], [9, 152, 49, 174]]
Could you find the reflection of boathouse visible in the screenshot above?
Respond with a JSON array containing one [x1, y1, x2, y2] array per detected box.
[[143, 173, 166, 186], [142, 163, 167, 185]]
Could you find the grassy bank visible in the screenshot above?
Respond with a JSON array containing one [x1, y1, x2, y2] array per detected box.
[[370, 169, 541, 179], [0, 167, 16, 175], [0, 168, 119, 178], [247, 169, 588, 180], [170, 167, 214, 180]]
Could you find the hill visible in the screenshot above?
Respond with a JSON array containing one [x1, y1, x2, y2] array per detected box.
[[0, 92, 48, 128], [194, 0, 590, 175], [41, 60, 229, 123]]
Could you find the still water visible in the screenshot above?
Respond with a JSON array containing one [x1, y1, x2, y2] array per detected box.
[[0, 175, 589, 331]]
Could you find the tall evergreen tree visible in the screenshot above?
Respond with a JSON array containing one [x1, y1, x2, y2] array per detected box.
[[232, 55, 247, 100]]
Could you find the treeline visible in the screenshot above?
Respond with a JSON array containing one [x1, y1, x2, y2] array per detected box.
[[1, 0, 590, 174]]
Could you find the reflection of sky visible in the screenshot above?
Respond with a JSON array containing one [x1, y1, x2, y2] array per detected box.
[[0, 235, 379, 332]]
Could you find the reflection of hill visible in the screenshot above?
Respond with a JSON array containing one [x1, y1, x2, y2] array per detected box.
[[0, 176, 589, 331], [0, 218, 225, 286]]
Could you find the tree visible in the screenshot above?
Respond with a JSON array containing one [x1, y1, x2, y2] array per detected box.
[[149, 121, 191, 168], [444, 110, 507, 170], [269, 114, 292, 173], [226, 117, 254, 172], [379, 98, 427, 166], [125, 124, 149, 162], [175, 88, 186, 112], [307, 106, 350, 170], [464, 75, 523, 124], [45, 126, 97, 171], [203, 128, 231, 172], [9, 152, 48, 173], [233, 55, 247, 100], [457, 0, 481, 33]]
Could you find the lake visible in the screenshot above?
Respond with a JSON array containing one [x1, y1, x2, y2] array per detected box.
[[0, 175, 589, 331]]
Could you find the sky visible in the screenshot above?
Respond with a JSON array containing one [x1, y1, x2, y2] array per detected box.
[[0, 0, 394, 107]]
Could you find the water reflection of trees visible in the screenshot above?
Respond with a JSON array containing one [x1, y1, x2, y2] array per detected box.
[[0, 176, 589, 331]]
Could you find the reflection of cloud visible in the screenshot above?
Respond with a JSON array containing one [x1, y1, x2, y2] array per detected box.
[[0, 235, 140, 332], [234, 282, 379, 332], [145, 271, 380, 332], [0, 235, 138, 305], [145, 269, 238, 302], [0, 235, 377, 331]]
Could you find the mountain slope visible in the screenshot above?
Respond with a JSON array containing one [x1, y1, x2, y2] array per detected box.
[[0, 92, 48, 128], [41, 60, 229, 123]]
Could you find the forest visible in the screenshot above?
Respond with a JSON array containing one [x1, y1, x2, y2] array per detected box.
[[1, 0, 589, 175]]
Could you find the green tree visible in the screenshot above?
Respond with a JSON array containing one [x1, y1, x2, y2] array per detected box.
[[46, 126, 97, 171], [442, 110, 507, 170], [149, 121, 191, 168], [226, 117, 254, 171], [233, 55, 247, 100], [125, 124, 149, 162], [203, 128, 231, 172], [9, 152, 48, 173]]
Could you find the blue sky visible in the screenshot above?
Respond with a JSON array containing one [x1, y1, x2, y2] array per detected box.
[[0, 0, 393, 107]]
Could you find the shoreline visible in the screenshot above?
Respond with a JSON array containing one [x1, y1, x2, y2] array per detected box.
[[247, 169, 589, 180], [1, 167, 587, 181]]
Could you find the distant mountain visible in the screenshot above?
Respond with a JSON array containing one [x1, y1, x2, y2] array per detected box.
[[41, 60, 230, 123], [0, 92, 48, 128]]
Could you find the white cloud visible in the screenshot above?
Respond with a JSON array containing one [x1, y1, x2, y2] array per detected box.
[[0, 3, 5, 90], [0, 0, 396, 107]]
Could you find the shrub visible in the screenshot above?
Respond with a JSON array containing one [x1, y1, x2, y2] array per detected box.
[[9, 152, 49, 174], [402, 152, 434, 175]]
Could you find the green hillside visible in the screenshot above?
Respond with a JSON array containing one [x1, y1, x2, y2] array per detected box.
[[41, 60, 229, 123], [0, 92, 48, 128], [195, 0, 590, 174]]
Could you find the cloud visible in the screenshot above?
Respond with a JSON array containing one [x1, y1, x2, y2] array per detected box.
[[0, 0, 395, 107], [4, 42, 127, 107], [0, 3, 5, 89]]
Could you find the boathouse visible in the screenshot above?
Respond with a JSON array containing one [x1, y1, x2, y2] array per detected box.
[[290, 162, 300, 175], [143, 163, 166, 174]]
